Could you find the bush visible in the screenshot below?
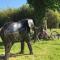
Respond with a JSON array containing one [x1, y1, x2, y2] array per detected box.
[[0, 4, 35, 27], [46, 9, 60, 28]]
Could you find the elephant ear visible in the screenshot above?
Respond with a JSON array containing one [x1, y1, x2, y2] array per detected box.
[[27, 19, 34, 29]]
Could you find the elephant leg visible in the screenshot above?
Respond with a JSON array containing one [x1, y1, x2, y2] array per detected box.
[[26, 34, 33, 54], [19, 40, 24, 54], [4, 42, 12, 60], [26, 41, 33, 54]]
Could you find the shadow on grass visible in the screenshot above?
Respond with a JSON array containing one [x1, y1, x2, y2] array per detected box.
[[0, 53, 32, 60], [10, 53, 32, 57]]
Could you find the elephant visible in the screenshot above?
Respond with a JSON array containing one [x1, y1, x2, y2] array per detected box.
[[0, 19, 34, 60]]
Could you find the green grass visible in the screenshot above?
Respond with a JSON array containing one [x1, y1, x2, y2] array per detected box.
[[0, 38, 60, 60]]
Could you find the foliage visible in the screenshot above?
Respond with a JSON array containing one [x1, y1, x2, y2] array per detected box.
[[46, 9, 60, 28], [0, 2, 60, 28], [27, 0, 60, 26], [0, 4, 35, 27], [0, 8, 18, 27], [11, 4, 35, 22]]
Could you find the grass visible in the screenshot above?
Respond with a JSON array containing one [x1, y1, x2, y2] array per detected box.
[[0, 29, 60, 60], [0, 38, 60, 60]]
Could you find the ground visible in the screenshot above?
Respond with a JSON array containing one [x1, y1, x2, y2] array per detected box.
[[0, 38, 60, 60]]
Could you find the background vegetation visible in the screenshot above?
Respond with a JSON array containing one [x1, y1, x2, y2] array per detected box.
[[27, 0, 60, 26], [0, 4, 35, 27], [0, 0, 60, 28]]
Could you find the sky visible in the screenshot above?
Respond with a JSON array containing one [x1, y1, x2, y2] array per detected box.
[[0, 0, 27, 10]]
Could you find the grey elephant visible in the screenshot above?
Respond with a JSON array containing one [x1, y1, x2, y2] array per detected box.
[[0, 19, 35, 60]]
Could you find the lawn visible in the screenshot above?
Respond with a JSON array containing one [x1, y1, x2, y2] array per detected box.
[[0, 38, 60, 60], [0, 29, 60, 60]]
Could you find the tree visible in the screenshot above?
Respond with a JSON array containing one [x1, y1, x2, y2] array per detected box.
[[0, 8, 17, 27], [0, 4, 35, 27], [46, 9, 60, 28], [27, 0, 60, 26], [10, 4, 35, 22]]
